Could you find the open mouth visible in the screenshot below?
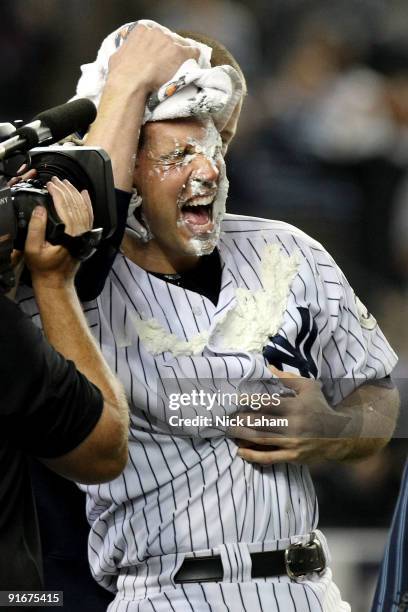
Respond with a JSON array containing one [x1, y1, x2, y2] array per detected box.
[[179, 195, 215, 234]]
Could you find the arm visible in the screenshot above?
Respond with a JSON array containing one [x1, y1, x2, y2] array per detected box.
[[234, 368, 400, 465], [233, 235, 399, 465], [24, 178, 129, 483], [85, 23, 199, 190], [329, 377, 399, 460]]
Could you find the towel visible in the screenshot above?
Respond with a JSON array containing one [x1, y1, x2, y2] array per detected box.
[[72, 20, 242, 133]]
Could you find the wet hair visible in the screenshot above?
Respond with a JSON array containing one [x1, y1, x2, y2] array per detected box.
[[176, 30, 247, 95]]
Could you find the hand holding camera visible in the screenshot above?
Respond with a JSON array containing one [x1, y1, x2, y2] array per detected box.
[[24, 177, 93, 289], [0, 99, 117, 296]]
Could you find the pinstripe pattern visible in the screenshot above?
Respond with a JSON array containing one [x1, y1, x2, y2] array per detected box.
[[371, 459, 408, 612], [17, 214, 397, 611]]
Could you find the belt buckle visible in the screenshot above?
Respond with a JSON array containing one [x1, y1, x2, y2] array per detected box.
[[284, 533, 326, 580]]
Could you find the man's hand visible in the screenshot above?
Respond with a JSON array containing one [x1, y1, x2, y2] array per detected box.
[[233, 367, 398, 465], [24, 177, 92, 288], [107, 22, 200, 95], [231, 368, 352, 465], [86, 23, 200, 191]]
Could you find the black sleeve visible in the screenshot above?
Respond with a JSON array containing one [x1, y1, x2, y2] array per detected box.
[[1, 296, 103, 458], [75, 188, 131, 301]]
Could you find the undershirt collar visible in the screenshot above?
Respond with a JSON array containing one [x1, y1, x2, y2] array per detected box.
[[149, 248, 222, 306]]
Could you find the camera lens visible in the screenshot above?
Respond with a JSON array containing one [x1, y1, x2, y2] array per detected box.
[[30, 151, 93, 195]]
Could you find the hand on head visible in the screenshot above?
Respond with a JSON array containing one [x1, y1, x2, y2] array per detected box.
[[108, 22, 200, 94]]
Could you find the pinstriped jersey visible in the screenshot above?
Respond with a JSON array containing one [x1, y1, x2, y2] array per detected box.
[[17, 213, 397, 596]]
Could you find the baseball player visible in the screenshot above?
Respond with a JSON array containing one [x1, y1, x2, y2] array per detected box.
[[18, 22, 399, 612]]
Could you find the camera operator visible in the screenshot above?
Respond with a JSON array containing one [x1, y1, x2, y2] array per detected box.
[[0, 176, 129, 591]]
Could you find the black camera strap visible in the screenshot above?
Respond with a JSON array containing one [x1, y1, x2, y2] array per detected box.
[[55, 228, 103, 261]]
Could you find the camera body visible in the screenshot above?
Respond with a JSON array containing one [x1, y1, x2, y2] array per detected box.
[[0, 145, 117, 294], [27, 146, 117, 240]]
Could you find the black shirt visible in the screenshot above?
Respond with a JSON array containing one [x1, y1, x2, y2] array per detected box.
[[150, 248, 222, 306], [0, 295, 103, 589], [75, 189, 131, 301]]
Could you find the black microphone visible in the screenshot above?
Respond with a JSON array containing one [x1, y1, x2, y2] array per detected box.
[[0, 99, 97, 160]]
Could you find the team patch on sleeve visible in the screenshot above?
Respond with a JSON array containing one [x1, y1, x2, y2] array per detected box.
[[354, 294, 377, 330]]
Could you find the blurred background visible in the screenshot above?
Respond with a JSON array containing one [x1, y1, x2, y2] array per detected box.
[[2, 0, 408, 609]]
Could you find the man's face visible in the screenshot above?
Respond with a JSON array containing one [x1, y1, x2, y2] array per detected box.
[[133, 118, 227, 265]]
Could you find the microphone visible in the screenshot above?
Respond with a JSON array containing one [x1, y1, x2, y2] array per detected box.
[[0, 123, 16, 140], [0, 99, 97, 160]]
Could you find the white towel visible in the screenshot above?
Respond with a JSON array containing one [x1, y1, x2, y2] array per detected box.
[[72, 19, 242, 133]]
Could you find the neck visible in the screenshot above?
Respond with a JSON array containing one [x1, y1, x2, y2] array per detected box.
[[122, 230, 200, 274]]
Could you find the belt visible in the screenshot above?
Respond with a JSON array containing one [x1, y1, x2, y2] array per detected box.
[[174, 535, 326, 583]]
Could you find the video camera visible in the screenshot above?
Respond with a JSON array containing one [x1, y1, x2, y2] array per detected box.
[[0, 99, 117, 295]]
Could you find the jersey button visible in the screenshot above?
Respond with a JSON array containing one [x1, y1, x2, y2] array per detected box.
[[192, 306, 202, 316]]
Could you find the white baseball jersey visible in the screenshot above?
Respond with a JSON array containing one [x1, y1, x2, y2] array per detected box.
[[18, 214, 397, 612]]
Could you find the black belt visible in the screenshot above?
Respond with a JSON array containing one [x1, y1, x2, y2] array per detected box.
[[174, 536, 326, 583]]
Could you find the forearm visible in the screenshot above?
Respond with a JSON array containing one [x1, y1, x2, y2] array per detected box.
[[235, 370, 400, 466], [86, 77, 149, 191], [33, 280, 128, 422], [329, 381, 400, 461]]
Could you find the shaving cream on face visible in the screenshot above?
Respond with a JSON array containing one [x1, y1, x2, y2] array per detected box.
[[181, 160, 228, 256], [175, 120, 228, 256], [127, 120, 228, 255], [127, 192, 151, 242]]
